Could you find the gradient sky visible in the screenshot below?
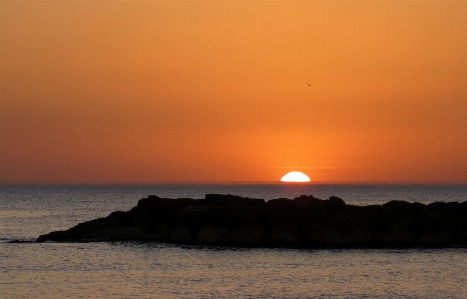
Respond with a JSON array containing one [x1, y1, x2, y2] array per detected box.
[[1, 1, 467, 184]]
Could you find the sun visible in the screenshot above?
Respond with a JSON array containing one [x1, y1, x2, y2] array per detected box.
[[280, 171, 311, 182]]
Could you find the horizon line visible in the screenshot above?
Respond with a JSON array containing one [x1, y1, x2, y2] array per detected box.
[[1, 181, 467, 186]]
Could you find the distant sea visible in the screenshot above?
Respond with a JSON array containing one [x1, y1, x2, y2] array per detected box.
[[1, 184, 467, 298]]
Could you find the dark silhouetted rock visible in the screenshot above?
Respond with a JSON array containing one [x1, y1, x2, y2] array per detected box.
[[36, 194, 467, 248], [83, 227, 146, 241], [230, 225, 267, 244], [306, 226, 342, 246], [178, 204, 224, 232], [205, 194, 264, 206], [328, 196, 347, 212], [169, 225, 192, 242], [196, 227, 230, 244]]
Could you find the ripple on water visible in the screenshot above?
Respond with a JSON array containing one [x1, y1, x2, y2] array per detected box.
[[1, 243, 467, 298]]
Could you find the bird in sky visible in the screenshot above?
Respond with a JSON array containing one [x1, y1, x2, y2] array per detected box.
[[307, 84, 311, 86]]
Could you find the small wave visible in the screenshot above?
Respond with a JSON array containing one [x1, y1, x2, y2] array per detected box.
[[1, 238, 36, 244], [9, 239, 35, 244]]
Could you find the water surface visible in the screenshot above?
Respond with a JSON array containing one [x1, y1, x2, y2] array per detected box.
[[1, 184, 466, 298]]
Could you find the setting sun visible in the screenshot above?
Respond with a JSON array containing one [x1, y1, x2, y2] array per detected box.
[[280, 171, 311, 183]]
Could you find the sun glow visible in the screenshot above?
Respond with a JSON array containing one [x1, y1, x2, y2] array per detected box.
[[280, 171, 311, 182]]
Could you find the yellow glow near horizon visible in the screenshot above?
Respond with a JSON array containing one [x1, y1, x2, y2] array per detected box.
[[280, 172, 311, 183]]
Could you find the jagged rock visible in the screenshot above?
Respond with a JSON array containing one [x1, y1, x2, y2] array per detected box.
[[306, 226, 342, 246], [36, 194, 467, 248], [417, 231, 451, 246], [292, 195, 330, 220], [83, 227, 146, 241], [205, 194, 264, 206], [196, 227, 230, 244], [223, 203, 261, 228], [328, 196, 347, 212], [147, 224, 171, 241], [169, 225, 192, 242], [230, 225, 267, 244], [270, 226, 301, 244], [267, 209, 306, 244], [179, 205, 223, 226], [344, 229, 373, 244], [329, 205, 385, 232]]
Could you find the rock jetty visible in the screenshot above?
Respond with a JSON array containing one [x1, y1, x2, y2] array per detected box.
[[37, 194, 467, 248]]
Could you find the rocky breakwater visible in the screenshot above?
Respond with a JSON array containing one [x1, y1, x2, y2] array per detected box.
[[37, 194, 467, 248]]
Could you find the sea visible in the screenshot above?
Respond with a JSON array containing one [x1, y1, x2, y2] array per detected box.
[[1, 184, 467, 298]]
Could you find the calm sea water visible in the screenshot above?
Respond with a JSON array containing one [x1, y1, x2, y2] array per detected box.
[[1, 184, 467, 298]]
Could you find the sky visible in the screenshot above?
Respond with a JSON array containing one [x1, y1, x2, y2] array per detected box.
[[1, 0, 467, 184]]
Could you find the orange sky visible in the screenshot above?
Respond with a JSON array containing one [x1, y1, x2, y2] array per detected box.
[[1, 1, 467, 184]]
